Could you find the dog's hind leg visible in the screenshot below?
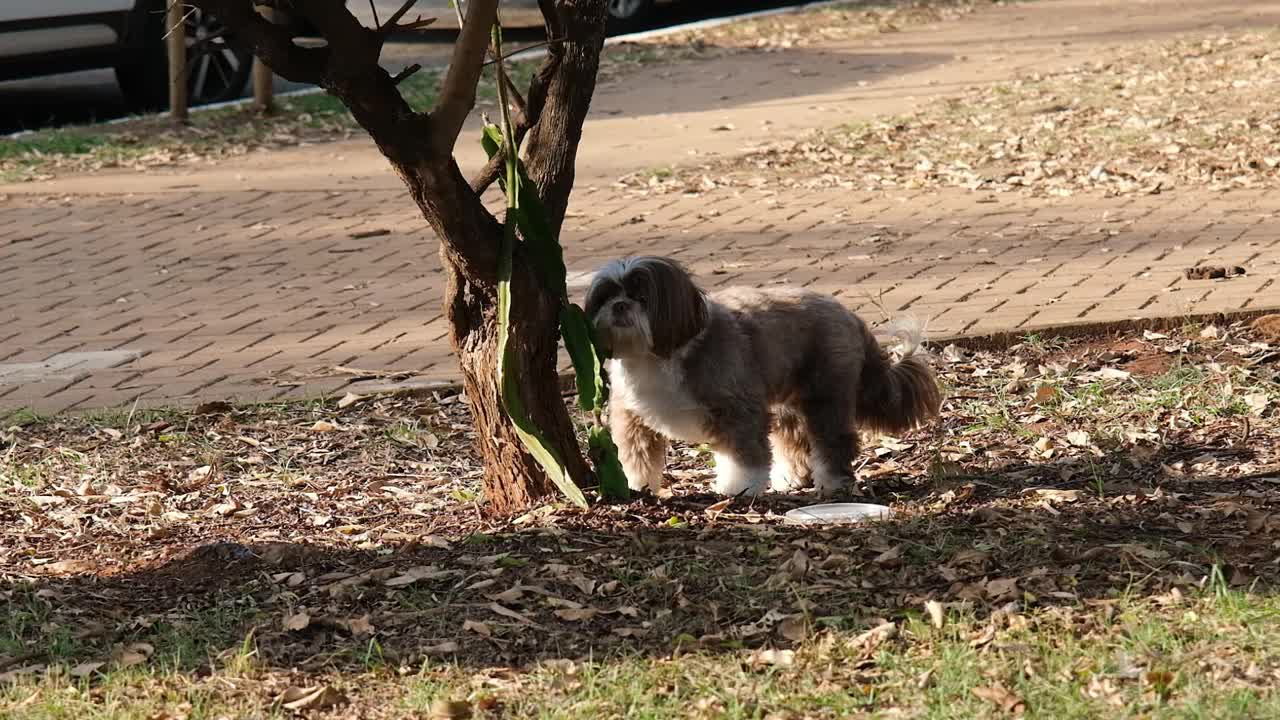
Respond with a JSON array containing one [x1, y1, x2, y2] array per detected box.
[[801, 395, 857, 497], [770, 407, 813, 492]]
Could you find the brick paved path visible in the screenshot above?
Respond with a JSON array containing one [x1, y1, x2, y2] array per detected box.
[[2, 186, 1276, 413]]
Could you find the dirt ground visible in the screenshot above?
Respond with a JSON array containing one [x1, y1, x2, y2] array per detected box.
[[3, 320, 1278, 682]]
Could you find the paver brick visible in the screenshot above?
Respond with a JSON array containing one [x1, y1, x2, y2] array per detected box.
[[2, 184, 1278, 413]]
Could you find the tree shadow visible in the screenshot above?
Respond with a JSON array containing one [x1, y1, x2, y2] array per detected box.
[[7, 439, 1277, 674]]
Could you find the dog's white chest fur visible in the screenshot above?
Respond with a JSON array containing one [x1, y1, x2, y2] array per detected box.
[[610, 357, 708, 443]]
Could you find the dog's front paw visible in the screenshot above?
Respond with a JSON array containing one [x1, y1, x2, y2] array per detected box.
[[713, 454, 768, 496], [625, 466, 663, 494], [769, 460, 808, 493], [811, 459, 850, 497]]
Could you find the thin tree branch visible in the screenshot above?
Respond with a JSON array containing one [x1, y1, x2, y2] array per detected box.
[[382, 0, 419, 30], [470, 51, 562, 193], [482, 38, 566, 66], [432, 0, 501, 155], [368, 0, 381, 29], [191, 0, 502, 282], [500, 70, 528, 121], [395, 17, 438, 31], [393, 63, 422, 84]]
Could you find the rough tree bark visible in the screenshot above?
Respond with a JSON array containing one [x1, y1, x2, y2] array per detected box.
[[189, 0, 604, 512]]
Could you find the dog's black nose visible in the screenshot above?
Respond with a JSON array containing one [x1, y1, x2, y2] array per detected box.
[[611, 300, 629, 315]]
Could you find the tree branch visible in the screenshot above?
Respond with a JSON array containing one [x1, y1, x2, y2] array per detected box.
[[470, 50, 562, 194], [537, 0, 564, 43], [187, 0, 328, 84], [393, 63, 422, 84], [500, 70, 529, 122], [382, 0, 418, 29], [521, 0, 609, 236], [432, 0, 501, 155], [190, 0, 502, 283]]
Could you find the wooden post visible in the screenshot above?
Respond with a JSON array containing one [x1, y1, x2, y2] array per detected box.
[[166, 1, 188, 123], [252, 7, 277, 112]]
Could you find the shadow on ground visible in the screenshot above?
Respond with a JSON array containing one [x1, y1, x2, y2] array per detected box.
[[7, 440, 1276, 674]]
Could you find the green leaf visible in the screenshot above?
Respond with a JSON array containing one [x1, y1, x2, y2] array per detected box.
[[488, 76, 587, 509], [559, 304, 605, 412], [512, 188, 567, 300], [480, 122, 567, 300], [496, 218, 587, 509], [589, 425, 629, 502], [481, 124, 503, 159]]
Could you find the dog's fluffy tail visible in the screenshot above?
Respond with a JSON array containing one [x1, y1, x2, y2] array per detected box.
[[856, 317, 942, 435]]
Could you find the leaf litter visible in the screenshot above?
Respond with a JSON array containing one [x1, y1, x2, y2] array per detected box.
[[2, 319, 1279, 714], [625, 29, 1280, 198]]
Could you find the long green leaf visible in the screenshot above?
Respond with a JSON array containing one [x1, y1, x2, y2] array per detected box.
[[588, 425, 629, 501], [483, 15, 627, 505], [512, 191, 567, 299], [559, 304, 603, 412], [479, 128, 567, 299], [488, 22, 588, 509]]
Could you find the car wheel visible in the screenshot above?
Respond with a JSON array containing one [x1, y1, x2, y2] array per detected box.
[[182, 9, 254, 105], [116, 6, 253, 111], [607, 0, 655, 33]]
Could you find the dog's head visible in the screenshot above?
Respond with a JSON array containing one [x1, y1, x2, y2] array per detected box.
[[584, 256, 708, 358]]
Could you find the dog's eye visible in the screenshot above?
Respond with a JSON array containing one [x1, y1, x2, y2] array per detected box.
[[634, 294, 647, 307]]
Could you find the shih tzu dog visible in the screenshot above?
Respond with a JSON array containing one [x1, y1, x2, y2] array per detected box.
[[585, 256, 941, 497]]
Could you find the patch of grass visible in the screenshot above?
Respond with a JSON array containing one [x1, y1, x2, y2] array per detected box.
[[1, 407, 46, 427], [0, 44, 532, 183], [52, 590, 1263, 718]]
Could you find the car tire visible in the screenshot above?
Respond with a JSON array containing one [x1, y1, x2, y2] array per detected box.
[[607, 0, 656, 33], [116, 6, 253, 112]]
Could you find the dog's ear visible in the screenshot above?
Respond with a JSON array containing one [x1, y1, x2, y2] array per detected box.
[[584, 261, 626, 322], [635, 257, 708, 357]]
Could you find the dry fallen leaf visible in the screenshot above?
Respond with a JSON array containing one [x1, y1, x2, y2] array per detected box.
[[464, 619, 492, 637], [1033, 385, 1058, 404], [311, 420, 338, 433], [704, 498, 733, 518], [554, 607, 600, 622], [69, 661, 105, 678], [750, 648, 795, 667], [278, 685, 348, 712], [283, 611, 311, 632], [924, 600, 945, 629], [346, 615, 375, 637], [112, 642, 154, 668], [429, 699, 473, 719], [1066, 430, 1092, 447], [986, 577, 1019, 599], [488, 602, 535, 625], [778, 615, 809, 642], [40, 559, 93, 575], [972, 683, 1025, 714]]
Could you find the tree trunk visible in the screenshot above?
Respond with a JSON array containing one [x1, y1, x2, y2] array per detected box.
[[188, 0, 608, 514], [441, 244, 589, 514]]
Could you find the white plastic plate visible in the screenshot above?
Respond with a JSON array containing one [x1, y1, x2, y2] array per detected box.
[[783, 502, 892, 526]]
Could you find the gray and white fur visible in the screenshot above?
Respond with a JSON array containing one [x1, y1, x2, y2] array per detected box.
[[584, 256, 942, 496]]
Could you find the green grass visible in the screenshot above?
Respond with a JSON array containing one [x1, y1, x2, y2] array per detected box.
[[9, 588, 1278, 718]]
